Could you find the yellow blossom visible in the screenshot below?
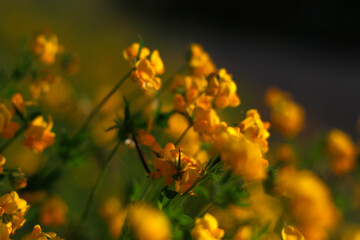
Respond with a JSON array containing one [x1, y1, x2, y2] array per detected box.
[[22, 116, 55, 153], [193, 107, 221, 142], [213, 126, 268, 181], [33, 33, 59, 65], [206, 68, 240, 109], [281, 225, 305, 240], [0, 191, 29, 234], [24, 225, 64, 240], [191, 213, 224, 240], [123, 42, 150, 64], [0, 104, 20, 140], [189, 44, 216, 77], [0, 222, 11, 240], [127, 203, 171, 240], [239, 109, 270, 154], [40, 196, 68, 227], [0, 154, 5, 174], [131, 57, 163, 91], [327, 129, 357, 175], [276, 167, 338, 240], [265, 88, 305, 137]]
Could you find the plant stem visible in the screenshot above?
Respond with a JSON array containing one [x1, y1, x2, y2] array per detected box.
[[0, 125, 27, 154], [74, 68, 134, 136], [132, 134, 150, 174], [81, 141, 121, 223], [174, 123, 193, 146]]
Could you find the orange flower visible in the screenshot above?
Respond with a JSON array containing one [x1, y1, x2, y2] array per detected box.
[[0, 103, 20, 140], [22, 116, 55, 153], [24, 225, 64, 240], [11, 93, 36, 115]]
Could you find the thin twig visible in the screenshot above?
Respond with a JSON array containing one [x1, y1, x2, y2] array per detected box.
[[132, 134, 151, 174], [80, 141, 121, 223], [74, 68, 134, 137], [174, 123, 193, 146]]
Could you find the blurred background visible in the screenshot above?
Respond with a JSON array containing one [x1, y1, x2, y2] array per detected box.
[[1, 0, 359, 136]]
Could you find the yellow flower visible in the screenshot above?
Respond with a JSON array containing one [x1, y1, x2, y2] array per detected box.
[[127, 203, 171, 240], [0, 191, 29, 234], [213, 126, 268, 181], [276, 167, 338, 240], [281, 226, 304, 240], [0, 154, 5, 174], [33, 33, 59, 65], [239, 109, 270, 154], [40, 196, 68, 227], [264, 88, 305, 137], [327, 129, 357, 175], [189, 44, 216, 77], [193, 107, 220, 142], [191, 213, 224, 240], [131, 54, 163, 91], [206, 68, 240, 109], [24, 225, 64, 240], [0, 104, 20, 140], [22, 116, 55, 153], [123, 42, 150, 64]]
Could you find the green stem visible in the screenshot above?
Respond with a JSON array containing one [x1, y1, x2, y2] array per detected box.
[[0, 125, 27, 154], [74, 68, 134, 136], [81, 141, 121, 223], [174, 123, 193, 146]]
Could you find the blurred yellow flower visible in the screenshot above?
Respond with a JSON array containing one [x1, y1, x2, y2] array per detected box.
[[265, 87, 305, 137], [214, 126, 268, 181], [189, 43, 216, 77], [191, 213, 224, 240], [22, 116, 55, 153], [0, 103, 20, 140], [193, 107, 220, 142], [23, 225, 63, 240], [239, 109, 270, 154], [123, 42, 150, 64], [33, 33, 59, 65], [0, 154, 5, 174], [131, 57, 162, 91], [206, 68, 240, 109], [40, 196, 68, 227], [30, 72, 61, 99], [327, 129, 357, 175], [276, 167, 339, 240], [281, 225, 304, 240], [127, 203, 171, 240], [0, 222, 11, 240]]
